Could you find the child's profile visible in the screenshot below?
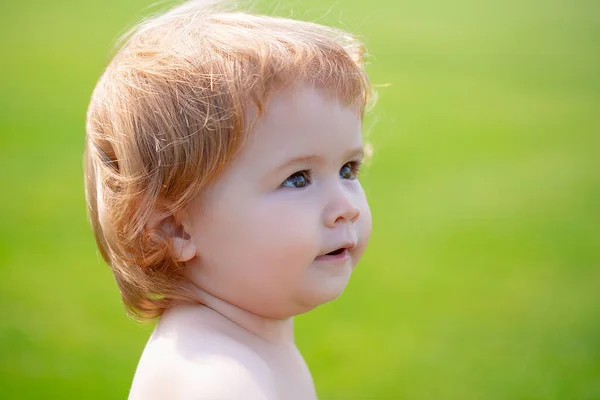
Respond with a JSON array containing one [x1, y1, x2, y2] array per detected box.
[[84, 1, 373, 398]]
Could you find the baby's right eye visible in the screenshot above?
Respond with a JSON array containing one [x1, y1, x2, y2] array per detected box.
[[281, 171, 311, 188]]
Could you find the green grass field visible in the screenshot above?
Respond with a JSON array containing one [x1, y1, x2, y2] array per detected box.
[[1, 0, 599, 398]]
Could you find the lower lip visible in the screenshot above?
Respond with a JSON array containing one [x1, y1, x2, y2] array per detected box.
[[315, 249, 350, 263]]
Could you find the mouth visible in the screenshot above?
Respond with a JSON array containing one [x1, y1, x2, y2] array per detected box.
[[315, 243, 356, 262], [326, 248, 346, 256]]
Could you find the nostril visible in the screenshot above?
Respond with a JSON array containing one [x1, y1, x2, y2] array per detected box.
[[350, 206, 360, 222], [336, 206, 360, 224], [326, 199, 361, 228]]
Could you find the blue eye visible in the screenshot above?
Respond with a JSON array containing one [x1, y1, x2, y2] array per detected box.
[[340, 161, 361, 180], [281, 171, 311, 188]]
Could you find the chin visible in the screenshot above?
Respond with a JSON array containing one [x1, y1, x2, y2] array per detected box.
[[301, 268, 353, 309]]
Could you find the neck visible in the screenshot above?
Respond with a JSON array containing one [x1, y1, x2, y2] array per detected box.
[[187, 285, 295, 345]]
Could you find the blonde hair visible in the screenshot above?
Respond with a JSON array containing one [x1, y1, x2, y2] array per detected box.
[[84, 0, 371, 320]]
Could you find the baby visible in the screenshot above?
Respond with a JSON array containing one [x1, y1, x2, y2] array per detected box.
[[84, 1, 373, 398]]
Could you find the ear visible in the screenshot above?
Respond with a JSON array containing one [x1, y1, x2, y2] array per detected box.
[[146, 208, 196, 263]]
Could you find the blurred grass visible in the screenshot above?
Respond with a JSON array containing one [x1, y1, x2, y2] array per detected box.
[[1, 0, 599, 398]]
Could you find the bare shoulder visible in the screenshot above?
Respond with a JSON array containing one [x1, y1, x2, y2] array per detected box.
[[128, 308, 277, 400]]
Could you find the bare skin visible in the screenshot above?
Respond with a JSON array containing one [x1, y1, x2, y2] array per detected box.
[[129, 85, 372, 399], [129, 304, 315, 399]]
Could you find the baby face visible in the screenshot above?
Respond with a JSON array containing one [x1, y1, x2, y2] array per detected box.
[[184, 85, 372, 318]]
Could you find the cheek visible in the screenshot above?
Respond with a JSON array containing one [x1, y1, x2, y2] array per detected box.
[[247, 198, 319, 265], [353, 192, 373, 261], [192, 194, 321, 316], [196, 194, 319, 275], [360, 198, 372, 241]]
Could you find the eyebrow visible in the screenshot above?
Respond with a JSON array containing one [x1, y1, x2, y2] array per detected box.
[[276, 146, 364, 171]]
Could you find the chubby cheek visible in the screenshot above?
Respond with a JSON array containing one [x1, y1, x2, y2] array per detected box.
[[243, 198, 319, 272], [353, 195, 373, 264], [193, 194, 319, 310]]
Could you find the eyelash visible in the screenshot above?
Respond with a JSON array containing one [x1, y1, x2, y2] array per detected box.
[[280, 160, 362, 189]]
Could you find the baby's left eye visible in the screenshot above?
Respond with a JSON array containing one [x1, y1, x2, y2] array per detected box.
[[340, 161, 361, 180]]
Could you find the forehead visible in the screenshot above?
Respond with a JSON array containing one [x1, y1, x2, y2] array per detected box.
[[241, 86, 363, 163]]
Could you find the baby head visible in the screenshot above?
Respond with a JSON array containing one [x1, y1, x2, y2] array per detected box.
[[84, 0, 372, 321]]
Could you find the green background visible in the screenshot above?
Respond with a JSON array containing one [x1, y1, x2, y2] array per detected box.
[[1, 0, 599, 398]]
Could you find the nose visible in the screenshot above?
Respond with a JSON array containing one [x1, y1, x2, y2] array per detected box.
[[323, 184, 361, 228]]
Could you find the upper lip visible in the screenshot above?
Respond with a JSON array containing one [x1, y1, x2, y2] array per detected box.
[[319, 241, 357, 256]]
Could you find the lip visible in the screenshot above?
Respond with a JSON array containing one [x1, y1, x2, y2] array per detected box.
[[314, 248, 351, 263]]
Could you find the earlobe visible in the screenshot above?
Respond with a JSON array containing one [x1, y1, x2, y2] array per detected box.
[[147, 209, 197, 263], [171, 235, 196, 262], [170, 210, 197, 262]]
